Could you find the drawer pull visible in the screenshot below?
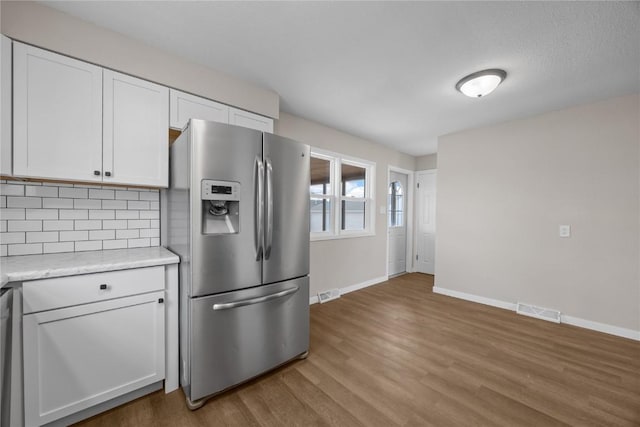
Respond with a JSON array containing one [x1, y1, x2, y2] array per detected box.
[[158, 298, 164, 303], [99, 284, 108, 290], [105, 171, 112, 177], [94, 170, 101, 176]]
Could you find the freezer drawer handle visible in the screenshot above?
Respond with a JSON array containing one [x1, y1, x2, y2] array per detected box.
[[212, 285, 299, 311]]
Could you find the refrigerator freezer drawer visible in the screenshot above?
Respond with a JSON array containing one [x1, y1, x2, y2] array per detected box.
[[188, 276, 309, 402]]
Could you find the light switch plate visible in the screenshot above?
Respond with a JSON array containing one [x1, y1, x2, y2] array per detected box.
[[559, 225, 571, 238]]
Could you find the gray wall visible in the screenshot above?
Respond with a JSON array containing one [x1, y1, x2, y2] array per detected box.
[[0, 1, 279, 119], [276, 113, 415, 296], [436, 94, 639, 332], [415, 153, 437, 170]]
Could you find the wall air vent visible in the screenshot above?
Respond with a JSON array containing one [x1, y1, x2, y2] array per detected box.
[[516, 302, 561, 323], [318, 289, 341, 304]]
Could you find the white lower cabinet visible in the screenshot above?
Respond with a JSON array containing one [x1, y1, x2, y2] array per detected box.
[[22, 268, 165, 426]]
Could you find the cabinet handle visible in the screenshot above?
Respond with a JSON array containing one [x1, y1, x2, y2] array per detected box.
[[105, 171, 112, 177], [94, 170, 101, 176], [99, 284, 108, 290], [158, 298, 164, 303]]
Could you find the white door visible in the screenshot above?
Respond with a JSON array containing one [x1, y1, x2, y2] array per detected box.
[[23, 292, 165, 426], [103, 70, 169, 187], [388, 171, 408, 276], [13, 42, 103, 182], [416, 171, 436, 274], [169, 89, 229, 130]]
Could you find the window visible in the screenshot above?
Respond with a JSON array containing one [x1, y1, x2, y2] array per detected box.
[[388, 181, 404, 227], [309, 149, 375, 240]]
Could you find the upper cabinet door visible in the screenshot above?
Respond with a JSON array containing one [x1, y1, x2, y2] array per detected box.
[[103, 70, 169, 187], [13, 42, 103, 182], [229, 107, 274, 133], [169, 89, 229, 130], [0, 35, 11, 176]]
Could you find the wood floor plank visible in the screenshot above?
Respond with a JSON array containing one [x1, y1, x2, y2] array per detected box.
[[75, 273, 640, 426]]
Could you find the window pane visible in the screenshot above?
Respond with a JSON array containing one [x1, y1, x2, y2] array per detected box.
[[310, 198, 332, 232], [310, 157, 331, 195], [341, 164, 366, 197], [388, 181, 403, 227], [341, 200, 365, 230]]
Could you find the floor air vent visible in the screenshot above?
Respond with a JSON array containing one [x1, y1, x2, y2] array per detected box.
[[318, 289, 341, 304], [516, 302, 561, 323]]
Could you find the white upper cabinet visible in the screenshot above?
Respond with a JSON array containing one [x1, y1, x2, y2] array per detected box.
[[13, 42, 103, 182], [229, 106, 274, 133], [0, 35, 12, 176], [103, 71, 169, 187], [169, 89, 229, 130]]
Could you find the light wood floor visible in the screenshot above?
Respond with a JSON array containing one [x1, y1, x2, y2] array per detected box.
[[76, 273, 640, 426]]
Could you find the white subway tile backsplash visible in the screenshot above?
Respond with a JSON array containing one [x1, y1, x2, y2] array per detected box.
[[43, 198, 74, 209], [1, 232, 26, 244], [127, 219, 150, 229], [8, 243, 43, 256], [139, 210, 159, 220], [102, 220, 128, 230], [139, 191, 159, 201], [102, 200, 127, 209], [74, 199, 102, 209], [0, 208, 26, 220], [128, 200, 150, 210], [8, 220, 42, 232], [103, 239, 127, 250], [1, 184, 25, 196], [75, 240, 102, 252], [59, 231, 89, 242], [89, 189, 115, 200], [75, 220, 102, 230], [25, 185, 59, 198], [115, 190, 139, 200], [26, 231, 59, 243], [59, 187, 88, 199], [128, 238, 151, 248], [26, 209, 59, 220], [7, 196, 42, 208], [59, 209, 89, 220], [116, 229, 139, 239], [0, 182, 160, 256], [116, 210, 139, 220], [42, 220, 74, 231], [139, 228, 160, 238], [89, 210, 115, 220], [89, 229, 115, 240], [43, 242, 75, 253]]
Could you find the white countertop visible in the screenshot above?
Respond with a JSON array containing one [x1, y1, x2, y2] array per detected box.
[[0, 247, 180, 287]]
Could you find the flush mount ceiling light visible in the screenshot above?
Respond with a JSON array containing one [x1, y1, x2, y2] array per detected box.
[[455, 69, 507, 98]]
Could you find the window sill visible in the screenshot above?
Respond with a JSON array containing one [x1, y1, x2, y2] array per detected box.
[[310, 231, 375, 242]]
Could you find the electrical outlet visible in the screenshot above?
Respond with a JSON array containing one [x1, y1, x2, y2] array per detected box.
[[559, 225, 571, 238]]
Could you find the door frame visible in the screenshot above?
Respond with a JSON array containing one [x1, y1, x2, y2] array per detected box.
[[386, 165, 415, 278], [414, 169, 437, 275]]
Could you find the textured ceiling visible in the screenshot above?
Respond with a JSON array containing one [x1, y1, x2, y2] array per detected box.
[[42, 1, 640, 156]]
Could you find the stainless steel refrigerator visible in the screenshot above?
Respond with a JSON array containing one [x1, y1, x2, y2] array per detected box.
[[166, 119, 310, 409]]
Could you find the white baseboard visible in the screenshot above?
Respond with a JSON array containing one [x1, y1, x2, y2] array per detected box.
[[433, 286, 640, 341], [309, 275, 387, 305], [433, 286, 517, 311]]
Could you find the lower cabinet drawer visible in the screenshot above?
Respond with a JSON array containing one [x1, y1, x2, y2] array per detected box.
[[23, 291, 166, 426], [23, 266, 164, 314]]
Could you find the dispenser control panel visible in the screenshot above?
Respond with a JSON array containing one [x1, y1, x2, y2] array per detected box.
[[201, 180, 241, 201]]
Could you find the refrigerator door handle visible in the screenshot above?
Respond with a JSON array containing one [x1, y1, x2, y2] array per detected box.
[[255, 157, 265, 261], [212, 285, 299, 310], [265, 157, 274, 260]]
